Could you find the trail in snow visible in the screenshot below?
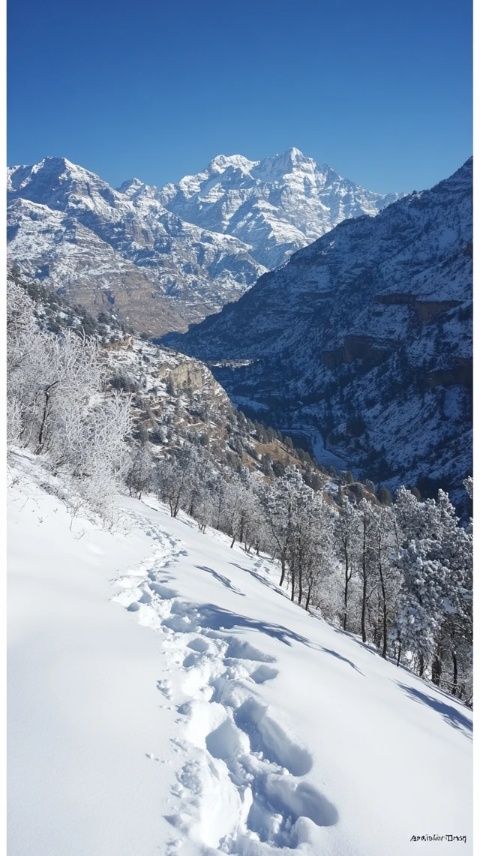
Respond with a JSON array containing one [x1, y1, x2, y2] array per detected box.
[[114, 532, 337, 854], [112, 497, 472, 856]]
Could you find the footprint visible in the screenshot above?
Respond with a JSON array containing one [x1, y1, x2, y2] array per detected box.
[[249, 665, 279, 685], [234, 698, 312, 776], [164, 614, 198, 633], [225, 639, 276, 663], [187, 637, 210, 654], [263, 775, 338, 827], [149, 582, 177, 599], [116, 533, 338, 853], [156, 679, 173, 699], [205, 716, 250, 763], [183, 652, 200, 668]]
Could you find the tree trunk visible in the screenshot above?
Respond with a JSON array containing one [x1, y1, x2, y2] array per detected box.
[[297, 565, 303, 606], [36, 381, 58, 454], [452, 649, 458, 696], [377, 548, 388, 659], [343, 544, 350, 631], [431, 655, 442, 687], [279, 554, 286, 587], [305, 580, 313, 612], [361, 516, 368, 643]]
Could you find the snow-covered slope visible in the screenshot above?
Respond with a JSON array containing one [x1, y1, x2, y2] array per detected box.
[[7, 157, 265, 335], [8, 453, 472, 855], [145, 147, 399, 269], [168, 159, 472, 498]]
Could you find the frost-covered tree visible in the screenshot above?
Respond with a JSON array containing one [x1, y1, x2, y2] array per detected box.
[[358, 499, 378, 644], [261, 467, 305, 586], [7, 279, 132, 517], [335, 498, 362, 630], [368, 505, 400, 658], [155, 452, 188, 518], [392, 487, 472, 693], [126, 440, 153, 499], [295, 493, 335, 612], [224, 472, 260, 551]]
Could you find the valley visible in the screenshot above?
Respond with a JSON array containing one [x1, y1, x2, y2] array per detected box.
[[167, 159, 473, 502]]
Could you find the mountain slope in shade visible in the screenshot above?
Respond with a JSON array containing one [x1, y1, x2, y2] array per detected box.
[[147, 146, 400, 268], [165, 159, 472, 498], [7, 157, 265, 335]]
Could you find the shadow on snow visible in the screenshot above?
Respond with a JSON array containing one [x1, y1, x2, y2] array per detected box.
[[398, 683, 472, 736]]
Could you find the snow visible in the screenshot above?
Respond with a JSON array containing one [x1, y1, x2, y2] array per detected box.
[[8, 453, 472, 855]]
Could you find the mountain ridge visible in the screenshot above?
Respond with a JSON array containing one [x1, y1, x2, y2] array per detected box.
[[7, 155, 265, 335], [150, 146, 400, 268], [164, 158, 473, 499]]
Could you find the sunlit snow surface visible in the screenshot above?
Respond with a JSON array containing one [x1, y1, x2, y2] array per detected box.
[[8, 453, 472, 856]]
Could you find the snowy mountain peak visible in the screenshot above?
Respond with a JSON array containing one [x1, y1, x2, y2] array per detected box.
[[155, 148, 400, 268], [8, 156, 121, 212], [33, 155, 70, 174], [253, 146, 315, 178], [208, 153, 256, 174], [286, 145, 304, 159], [118, 176, 147, 196]]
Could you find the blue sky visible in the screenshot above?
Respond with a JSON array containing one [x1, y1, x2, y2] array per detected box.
[[8, 0, 472, 193]]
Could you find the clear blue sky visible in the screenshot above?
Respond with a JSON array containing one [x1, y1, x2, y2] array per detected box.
[[8, 0, 472, 194]]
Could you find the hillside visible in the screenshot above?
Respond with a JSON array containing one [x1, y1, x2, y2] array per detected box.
[[166, 159, 473, 499], [13, 275, 333, 489], [8, 452, 473, 856]]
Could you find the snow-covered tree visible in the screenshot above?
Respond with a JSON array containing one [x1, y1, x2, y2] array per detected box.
[[125, 440, 153, 499], [392, 487, 472, 692], [335, 498, 362, 630], [261, 467, 306, 587], [224, 472, 260, 551]]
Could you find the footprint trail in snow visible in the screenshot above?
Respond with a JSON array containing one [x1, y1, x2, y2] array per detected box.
[[113, 524, 338, 854]]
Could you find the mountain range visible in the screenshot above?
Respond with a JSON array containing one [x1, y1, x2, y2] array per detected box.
[[7, 149, 398, 335], [7, 149, 472, 498], [149, 146, 399, 268], [166, 159, 473, 499]]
